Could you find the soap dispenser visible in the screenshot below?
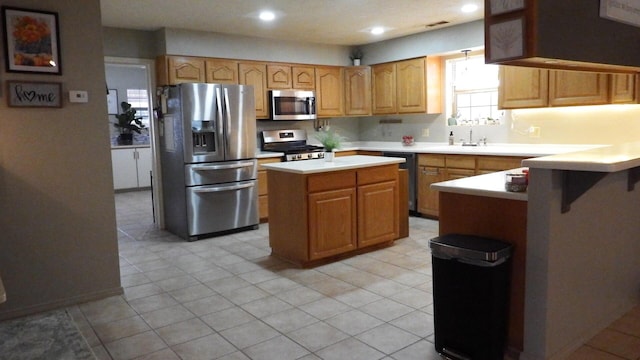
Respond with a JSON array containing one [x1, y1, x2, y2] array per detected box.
[[448, 131, 454, 145]]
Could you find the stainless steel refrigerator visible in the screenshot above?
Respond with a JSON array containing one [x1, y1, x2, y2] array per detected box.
[[159, 83, 258, 241]]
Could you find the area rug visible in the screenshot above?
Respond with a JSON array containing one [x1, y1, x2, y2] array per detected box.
[[0, 309, 95, 360]]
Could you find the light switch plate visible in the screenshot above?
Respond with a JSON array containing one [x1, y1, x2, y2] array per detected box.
[[69, 90, 88, 103]]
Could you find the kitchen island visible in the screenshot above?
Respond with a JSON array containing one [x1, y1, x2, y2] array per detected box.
[[262, 155, 406, 267], [433, 142, 640, 359]]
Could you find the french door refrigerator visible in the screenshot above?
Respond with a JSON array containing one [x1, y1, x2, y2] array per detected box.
[[159, 83, 258, 241]]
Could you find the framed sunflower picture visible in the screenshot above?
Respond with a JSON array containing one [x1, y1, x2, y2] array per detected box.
[[2, 7, 61, 74]]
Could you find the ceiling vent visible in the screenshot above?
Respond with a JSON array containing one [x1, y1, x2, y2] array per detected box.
[[426, 21, 449, 28]]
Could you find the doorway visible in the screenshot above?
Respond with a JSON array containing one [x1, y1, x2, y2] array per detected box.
[[104, 56, 163, 227]]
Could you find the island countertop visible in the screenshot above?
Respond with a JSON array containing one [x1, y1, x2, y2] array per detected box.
[[431, 168, 528, 202], [261, 155, 405, 174]]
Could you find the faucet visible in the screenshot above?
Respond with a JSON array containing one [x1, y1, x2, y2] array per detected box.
[[469, 129, 473, 144]]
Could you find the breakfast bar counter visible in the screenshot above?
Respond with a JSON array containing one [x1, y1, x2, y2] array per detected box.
[[263, 155, 407, 267]]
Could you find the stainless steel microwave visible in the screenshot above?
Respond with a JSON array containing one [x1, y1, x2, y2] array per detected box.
[[270, 90, 316, 120]]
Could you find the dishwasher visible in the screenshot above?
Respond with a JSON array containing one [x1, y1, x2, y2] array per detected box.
[[382, 152, 416, 213]]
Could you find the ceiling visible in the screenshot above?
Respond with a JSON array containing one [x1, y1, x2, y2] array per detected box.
[[100, 0, 484, 46]]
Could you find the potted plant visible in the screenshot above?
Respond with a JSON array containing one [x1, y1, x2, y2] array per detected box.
[[114, 101, 145, 145], [350, 48, 363, 66], [315, 128, 345, 162]]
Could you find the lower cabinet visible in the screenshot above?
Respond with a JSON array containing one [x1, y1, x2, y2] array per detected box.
[[418, 154, 528, 218], [309, 187, 357, 260], [257, 157, 282, 222], [111, 147, 152, 190], [358, 180, 399, 248]]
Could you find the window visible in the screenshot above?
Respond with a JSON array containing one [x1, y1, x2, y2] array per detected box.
[[446, 54, 501, 126], [126, 89, 150, 127]]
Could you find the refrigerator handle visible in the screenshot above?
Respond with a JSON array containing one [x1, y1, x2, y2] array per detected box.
[[193, 182, 255, 194], [192, 161, 255, 171], [223, 87, 232, 155], [215, 86, 224, 141]]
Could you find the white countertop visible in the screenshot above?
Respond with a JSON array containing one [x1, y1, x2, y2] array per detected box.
[[522, 142, 640, 172], [431, 168, 529, 202], [261, 155, 405, 174], [256, 142, 605, 159]]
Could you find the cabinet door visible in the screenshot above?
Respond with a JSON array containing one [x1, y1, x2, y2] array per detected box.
[[136, 147, 152, 188], [267, 64, 292, 89], [358, 181, 398, 247], [315, 66, 344, 117], [257, 158, 281, 221], [477, 156, 526, 174], [396, 58, 426, 113], [292, 66, 315, 89], [446, 168, 476, 180], [308, 188, 357, 260], [239, 62, 269, 119], [205, 59, 238, 84], [167, 56, 206, 84], [418, 166, 445, 217], [344, 66, 371, 116], [499, 66, 549, 109], [549, 70, 608, 107], [372, 63, 397, 114], [610, 73, 637, 104], [111, 149, 138, 190]]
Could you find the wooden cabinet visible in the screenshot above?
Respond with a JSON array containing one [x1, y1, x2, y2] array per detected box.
[[357, 165, 399, 247], [417, 154, 446, 218], [239, 62, 269, 119], [499, 65, 634, 109], [267, 64, 292, 89], [372, 57, 441, 115], [315, 66, 344, 117], [548, 70, 608, 107], [205, 59, 238, 84], [344, 66, 372, 116], [610, 73, 637, 104], [499, 66, 549, 109], [111, 147, 152, 190], [372, 62, 397, 114], [292, 66, 315, 89], [157, 56, 206, 85], [309, 187, 357, 260], [417, 154, 527, 218], [257, 157, 281, 222]]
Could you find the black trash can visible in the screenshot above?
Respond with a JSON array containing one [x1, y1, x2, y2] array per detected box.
[[429, 234, 513, 360]]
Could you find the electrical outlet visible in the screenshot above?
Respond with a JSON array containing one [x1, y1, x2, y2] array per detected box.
[[422, 128, 430, 137], [529, 126, 541, 138]]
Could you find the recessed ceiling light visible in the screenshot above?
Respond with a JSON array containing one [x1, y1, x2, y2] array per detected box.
[[370, 27, 385, 35], [259, 10, 276, 21], [461, 4, 478, 13]]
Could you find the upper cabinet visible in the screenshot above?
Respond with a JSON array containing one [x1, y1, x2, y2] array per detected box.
[[157, 56, 206, 85], [499, 66, 548, 109], [292, 66, 316, 90], [344, 66, 371, 116], [239, 62, 269, 119], [315, 66, 344, 117], [484, 0, 640, 73], [372, 57, 441, 115], [499, 65, 638, 109], [266, 64, 292, 89], [205, 59, 238, 84]]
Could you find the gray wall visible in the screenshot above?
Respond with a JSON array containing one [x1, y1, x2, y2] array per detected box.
[[0, 0, 121, 319], [103, 27, 159, 59]]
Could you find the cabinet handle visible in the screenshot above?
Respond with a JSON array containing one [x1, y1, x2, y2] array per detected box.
[[422, 167, 440, 175]]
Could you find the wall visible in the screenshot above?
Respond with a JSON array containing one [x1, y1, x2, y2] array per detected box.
[[524, 168, 640, 358], [0, 0, 121, 319], [103, 27, 159, 59]]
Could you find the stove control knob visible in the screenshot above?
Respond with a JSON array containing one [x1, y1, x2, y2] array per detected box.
[[306, 153, 312, 159], [318, 152, 324, 158]]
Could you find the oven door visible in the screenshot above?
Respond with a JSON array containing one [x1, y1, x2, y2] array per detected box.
[[270, 90, 316, 120], [186, 180, 258, 238]]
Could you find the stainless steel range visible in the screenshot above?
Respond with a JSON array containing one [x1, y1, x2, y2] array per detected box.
[[261, 129, 325, 161]]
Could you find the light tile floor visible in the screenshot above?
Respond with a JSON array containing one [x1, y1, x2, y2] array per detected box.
[[68, 190, 640, 360]]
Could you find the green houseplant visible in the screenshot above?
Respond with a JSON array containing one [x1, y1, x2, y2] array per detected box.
[[315, 128, 345, 161], [114, 101, 145, 145]]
